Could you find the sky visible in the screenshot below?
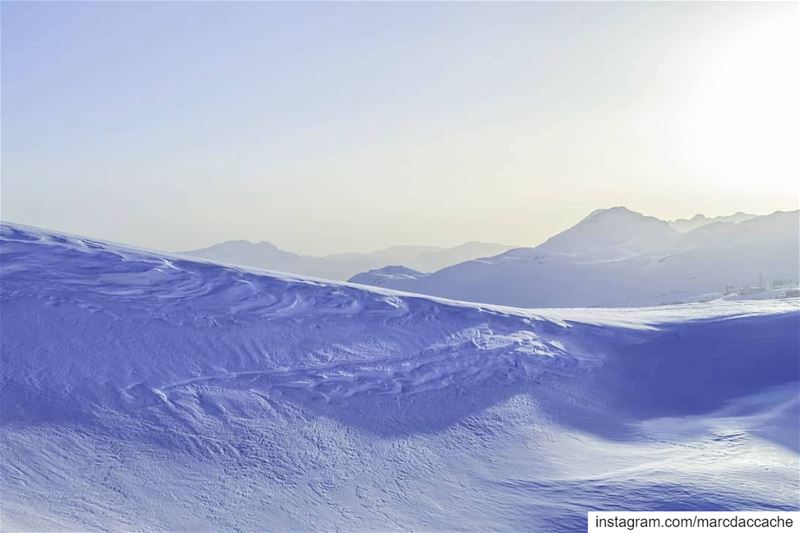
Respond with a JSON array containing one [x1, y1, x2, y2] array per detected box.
[[2, 2, 798, 255]]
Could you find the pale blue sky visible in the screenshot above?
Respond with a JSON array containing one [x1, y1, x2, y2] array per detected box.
[[2, 2, 798, 254]]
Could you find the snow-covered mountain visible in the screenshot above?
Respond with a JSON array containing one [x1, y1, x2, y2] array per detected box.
[[350, 208, 799, 308], [179, 240, 515, 281], [1, 222, 798, 530], [349, 265, 428, 287], [178, 239, 336, 278], [539, 206, 678, 262]]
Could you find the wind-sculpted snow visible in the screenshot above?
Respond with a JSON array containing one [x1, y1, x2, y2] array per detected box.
[[1, 222, 798, 531]]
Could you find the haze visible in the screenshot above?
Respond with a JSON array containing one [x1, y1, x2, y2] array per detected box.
[[1, 1, 798, 255]]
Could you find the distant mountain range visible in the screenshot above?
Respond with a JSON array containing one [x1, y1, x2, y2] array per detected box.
[[178, 240, 516, 281], [668, 212, 757, 233], [350, 208, 799, 308]]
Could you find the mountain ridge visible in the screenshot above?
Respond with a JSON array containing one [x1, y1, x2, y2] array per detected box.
[[178, 239, 517, 281], [349, 208, 799, 308]]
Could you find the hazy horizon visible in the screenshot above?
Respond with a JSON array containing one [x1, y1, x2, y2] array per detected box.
[[1, 205, 796, 257], [2, 2, 798, 255]]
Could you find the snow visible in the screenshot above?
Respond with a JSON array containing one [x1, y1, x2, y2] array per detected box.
[[349, 265, 428, 286], [1, 221, 798, 531], [350, 208, 800, 308], [537, 206, 678, 262]]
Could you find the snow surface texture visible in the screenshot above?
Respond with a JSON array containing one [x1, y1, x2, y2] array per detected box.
[[350, 208, 799, 308], [179, 240, 516, 282], [1, 222, 798, 531]]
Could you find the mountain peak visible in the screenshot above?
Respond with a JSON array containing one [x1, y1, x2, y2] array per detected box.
[[538, 207, 676, 261], [348, 265, 427, 286], [582, 206, 654, 223], [194, 240, 282, 253]]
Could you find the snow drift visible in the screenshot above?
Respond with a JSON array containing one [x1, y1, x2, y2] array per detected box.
[[1, 222, 798, 531]]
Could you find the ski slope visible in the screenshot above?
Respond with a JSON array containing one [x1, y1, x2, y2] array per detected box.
[[1, 222, 798, 531]]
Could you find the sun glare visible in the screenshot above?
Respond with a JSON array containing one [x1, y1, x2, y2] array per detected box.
[[688, 12, 799, 193]]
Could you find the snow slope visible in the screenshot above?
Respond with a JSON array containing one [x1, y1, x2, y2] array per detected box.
[[179, 240, 516, 282], [537, 206, 678, 262], [350, 208, 799, 308], [1, 222, 798, 531], [349, 265, 428, 287]]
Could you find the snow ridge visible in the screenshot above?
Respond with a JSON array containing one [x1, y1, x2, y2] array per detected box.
[[1, 222, 798, 531]]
